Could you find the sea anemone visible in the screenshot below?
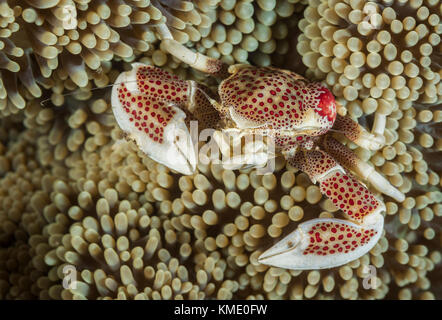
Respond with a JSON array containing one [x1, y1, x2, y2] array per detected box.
[[0, 0, 218, 115], [0, 0, 440, 300], [0, 93, 439, 299], [297, 0, 441, 105], [0, 0, 310, 115]]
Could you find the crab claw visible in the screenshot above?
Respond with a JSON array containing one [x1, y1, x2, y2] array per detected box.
[[260, 149, 388, 270], [258, 215, 384, 270], [111, 63, 197, 175]]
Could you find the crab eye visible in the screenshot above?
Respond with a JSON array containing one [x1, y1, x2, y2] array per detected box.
[[316, 87, 337, 123]]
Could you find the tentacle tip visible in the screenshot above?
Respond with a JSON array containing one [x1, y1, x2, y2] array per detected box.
[[394, 191, 406, 203]]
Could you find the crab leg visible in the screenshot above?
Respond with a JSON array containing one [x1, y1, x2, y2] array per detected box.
[[320, 136, 405, 202], [333, 114, 385, 150], [111, 63, 219, 175], [258, 149, 385, 270], [155, 24, 228, 78]]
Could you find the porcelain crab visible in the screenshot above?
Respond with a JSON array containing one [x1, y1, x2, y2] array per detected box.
[[110, 26, 405, 270]]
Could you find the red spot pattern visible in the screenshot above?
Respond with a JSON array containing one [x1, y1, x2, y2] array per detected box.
[[316, 88, 337, 123], [320, 171, 381, 224], [288, 150, 339, 179], [320, 136, 358, 170], [117, 83, 176, 144], [119, 65, 221, 134], [219, 67, 336, 149], [275, 134, 319, 151], [220, 67, 301, 127], [116, 66, 196, 144], [289, 149, 381, 225], [303, 221, 376, 256], [333, 115, 362, 143], [136, 66, 189, 104], [189, 83, 222, 129]]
